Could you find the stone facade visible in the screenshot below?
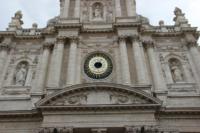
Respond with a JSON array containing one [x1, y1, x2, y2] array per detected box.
[[0, 0, 200, 133]]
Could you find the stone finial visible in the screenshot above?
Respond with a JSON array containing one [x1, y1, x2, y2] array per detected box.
[[32, 23, 38, 29], [8, 10, 24, 31], [173, 7, 190, 27], [159, 20, 165, 27], [159, 20, 168, 32]]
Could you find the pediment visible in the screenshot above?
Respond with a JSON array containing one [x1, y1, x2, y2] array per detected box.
[[36, 83, 162, 110]]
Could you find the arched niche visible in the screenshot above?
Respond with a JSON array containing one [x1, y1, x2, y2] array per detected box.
[[168, 58, 184, 83], [13, 61, 29, 86]]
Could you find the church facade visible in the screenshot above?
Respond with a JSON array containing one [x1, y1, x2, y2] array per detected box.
[[0, 0, 200, 132]]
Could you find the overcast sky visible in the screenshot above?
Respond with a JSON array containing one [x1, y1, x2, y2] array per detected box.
[[0, 0, 199, 30]]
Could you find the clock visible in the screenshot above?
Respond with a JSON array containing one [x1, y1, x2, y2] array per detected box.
[[84, 53, 113, 79]]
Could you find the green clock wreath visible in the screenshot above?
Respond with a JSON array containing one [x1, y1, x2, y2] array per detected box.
[[84, 53, 113, 79]]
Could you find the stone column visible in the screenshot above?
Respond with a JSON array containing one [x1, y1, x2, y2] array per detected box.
[[52, 39, 65, 87], [146, 42, 167, 92], [126, 0, 135, 16], [132, 36, 149, 85], [62, 0, 70, 18], [119, 37, 131, 85], [182, 62, 193, 82], [0, 44, 9, 78], [35, 43, 52, 93], [188, 42, 200, 77], [66, 37, 78, 86], [114, 41, 122, 84], [74, 0, 80, 18], [115, 0, 122, 17], [0, 44, 9, 88]]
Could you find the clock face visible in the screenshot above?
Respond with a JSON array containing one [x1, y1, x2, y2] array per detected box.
[[84, 53, 113, 79]]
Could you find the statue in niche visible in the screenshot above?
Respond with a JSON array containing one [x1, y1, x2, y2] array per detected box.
[[170, 60, 183, 82], [93, 3, 103, 20], [14, 62, 28, 86]]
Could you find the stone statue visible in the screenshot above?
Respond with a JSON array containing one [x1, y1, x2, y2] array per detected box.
[[93, 3, 103, 20], [8, 10, 23, 30], [170, 61, 183, 82], [173, 7, 190, 27], [14, 63, 28, 86]]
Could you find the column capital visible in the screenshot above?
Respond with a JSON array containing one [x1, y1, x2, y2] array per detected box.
[[142, 39, 155, 49], [43, 42, 54, 50], [186, 40, 198, 48], [130, 35, 140, 42], [69, 36, 79, 43], [91, 128, 107, 133], [118, 36, 128, 42], [125, 126, 139, 133], [60, 127, 73, 133], [56, 37, 66, 43], [0, 43, 10, 51]]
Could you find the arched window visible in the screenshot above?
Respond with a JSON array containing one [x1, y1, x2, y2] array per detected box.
[[168, 58, 184, 83], [13, 61, 29, 86]]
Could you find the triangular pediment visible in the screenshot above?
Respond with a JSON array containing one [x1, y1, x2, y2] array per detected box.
[[36, 83, 162, 110]]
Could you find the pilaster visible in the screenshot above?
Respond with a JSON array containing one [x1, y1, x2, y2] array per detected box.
[[115, 0, 122, 17], [61, 0, 70, 18], [119, 36, 131, 85], [144, 41, 167, 93], [53, 38, 65, 87], [187, 42, 200, 77], [66, 37, 78, 86], [74, 0, 80, 18], [126, 0, 136, 16], [132, 36, 150, 85], [0, 43, 10, 88], [35, 42, 53, 94]]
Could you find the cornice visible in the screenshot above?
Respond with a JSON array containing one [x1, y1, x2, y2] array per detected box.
[[159, 107, 200, 115], [55, 23, 82, 29], [0, 109, 42, 121], [39, 104, 160, 112]]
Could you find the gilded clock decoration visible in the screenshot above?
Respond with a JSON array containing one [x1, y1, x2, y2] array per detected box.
[[84, 53, 113, 79]]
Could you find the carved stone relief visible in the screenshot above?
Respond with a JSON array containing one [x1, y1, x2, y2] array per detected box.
[[47, 90, 150, 106]]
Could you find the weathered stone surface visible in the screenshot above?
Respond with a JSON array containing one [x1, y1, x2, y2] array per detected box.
[[0, 0, 200, 132]]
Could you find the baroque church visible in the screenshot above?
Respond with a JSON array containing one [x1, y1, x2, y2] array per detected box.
[[0, 0, 200, 132]]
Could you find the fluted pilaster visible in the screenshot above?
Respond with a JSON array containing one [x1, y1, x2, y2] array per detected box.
[[187, 42, 200, 77], [61, 0, 70, 18], [66, 37, 78, 86], [132, 36, 149, 85], [115, 0, 122, 17], [119, 36, 131, 85], [74, 0, 80, 18], [35, 43, 52, 93], [54, 38, 65, 87], [0, 43, 10, 88], [126, 0, 135, 16], [145, 41, 167, 92]]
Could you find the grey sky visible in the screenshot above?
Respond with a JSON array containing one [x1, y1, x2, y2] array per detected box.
[[0, 0, 199, 30]]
